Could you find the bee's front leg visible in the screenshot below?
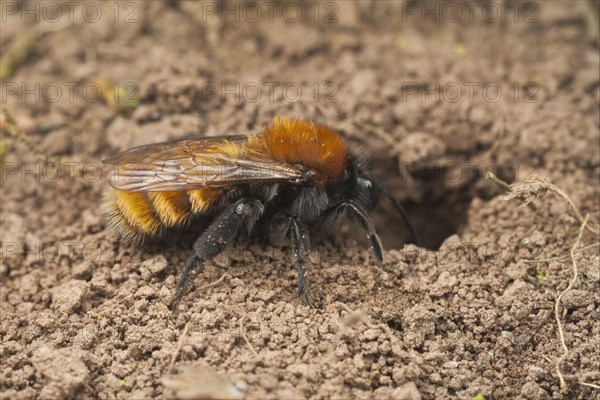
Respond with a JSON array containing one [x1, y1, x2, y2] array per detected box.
[[322, 201, 385, 269], [169, 198, 264, 310], [343, 201, 385, 268]]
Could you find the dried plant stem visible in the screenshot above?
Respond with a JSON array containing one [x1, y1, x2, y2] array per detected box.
[[554, 214, 588, 392], [168, 322, 190, 373], [485, 171, 511, 191], [485, 172, 538, 212], [485, 172, 599, 235], [169, 273, 231, 312], [239, 314, 258, 357], [550, 186, 599, 235], [578, 381, 600, 390], [487, 172, 600, 391], [523, 243, 600, 264], [198, 273, 231, 292]]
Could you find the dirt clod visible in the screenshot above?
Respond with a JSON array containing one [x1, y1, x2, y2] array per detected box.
[[32, 345, 90, 400], [50, 280, 89, 314]]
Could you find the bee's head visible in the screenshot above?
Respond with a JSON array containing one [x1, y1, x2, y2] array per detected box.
[[345, 157, 380, 211], [338, 155, 420, 245], [339, 155, 419, 245]]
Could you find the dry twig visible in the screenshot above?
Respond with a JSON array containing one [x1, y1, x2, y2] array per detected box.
[[563, 371, 600, 380]]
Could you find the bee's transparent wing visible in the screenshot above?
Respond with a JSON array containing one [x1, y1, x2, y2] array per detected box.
[[103, 135, 310, 192]]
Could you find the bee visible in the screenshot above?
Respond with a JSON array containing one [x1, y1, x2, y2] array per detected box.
[[103, 116, 417, 308]]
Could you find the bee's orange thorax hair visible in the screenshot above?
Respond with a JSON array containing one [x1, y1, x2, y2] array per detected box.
[[262, 116, 348, 184]]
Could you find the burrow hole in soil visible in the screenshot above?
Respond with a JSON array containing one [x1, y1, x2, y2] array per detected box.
[[369, 157, 504, 251]]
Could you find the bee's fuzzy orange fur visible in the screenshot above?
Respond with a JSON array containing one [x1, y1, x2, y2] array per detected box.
[[102, 189, 143, 243], [103, 187, 220, 242], [114, 191, 162, 236], [263, 116, 348, 184], [187, 188, 219, 214], [147, 191, 191, 227]]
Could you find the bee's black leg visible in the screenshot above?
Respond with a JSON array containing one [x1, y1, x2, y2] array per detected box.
[[340, 201, 385, 268], [270, 214, 313, 306], [289, 217, 313, 307], [169, 199, 264, 310]]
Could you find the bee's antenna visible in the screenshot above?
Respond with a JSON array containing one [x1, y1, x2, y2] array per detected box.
[[382, 187, 420, 246]]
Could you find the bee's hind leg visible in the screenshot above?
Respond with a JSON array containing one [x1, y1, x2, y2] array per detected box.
[[169, 198, 264, 310]]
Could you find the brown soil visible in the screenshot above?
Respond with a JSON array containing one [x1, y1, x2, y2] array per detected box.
[[1, 1, 599, 399]]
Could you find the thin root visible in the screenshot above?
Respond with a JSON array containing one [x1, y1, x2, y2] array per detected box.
[[170, 273, 232, 311], [167, 322, 190, 373], [523, 243, 600, 264], [555, 214, 589, 393], [198, 273, 231, 292], [578, 381, 600, 390], [240, 314, 258, 357], [487, 172, 600, 391]]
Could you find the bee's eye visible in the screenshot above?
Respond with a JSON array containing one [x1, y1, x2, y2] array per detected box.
[[357, 176, 379, 210], [358, 177, 373, 190]]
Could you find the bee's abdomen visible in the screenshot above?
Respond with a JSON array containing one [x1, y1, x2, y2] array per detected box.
[[103, 188, 219, 242], [148, 191, 191, 227], [103, 189, 146, 243]]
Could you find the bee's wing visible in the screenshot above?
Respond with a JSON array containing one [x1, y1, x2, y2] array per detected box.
[[103, 135, 310, 192]]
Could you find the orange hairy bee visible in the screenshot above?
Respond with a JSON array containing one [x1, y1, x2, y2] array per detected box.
[[103, 116, 417, 308]]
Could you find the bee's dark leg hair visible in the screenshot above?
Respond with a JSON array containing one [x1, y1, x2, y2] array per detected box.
[[269, 213, 313, 306], [289, 217, 312, 307], [169, 198, 264, 310], [169, 255, 202, 310], [341, 201, 385, 268], [269, 213, 291, 246]]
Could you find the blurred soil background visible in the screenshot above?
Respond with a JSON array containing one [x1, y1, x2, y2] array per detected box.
[[1, 1, 599, 399]]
